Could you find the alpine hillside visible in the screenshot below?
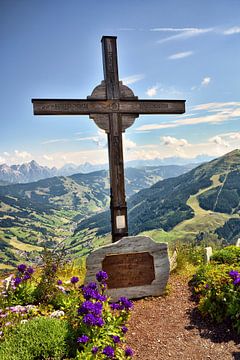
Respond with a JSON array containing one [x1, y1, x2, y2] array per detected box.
[[76, 149, 240, 247]]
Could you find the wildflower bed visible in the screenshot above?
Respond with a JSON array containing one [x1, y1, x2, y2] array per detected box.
[[190, 246, 240, 334], [0, 255, 134, 360]]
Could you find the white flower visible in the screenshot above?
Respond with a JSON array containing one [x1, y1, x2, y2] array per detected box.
[[50, 310, 65, 318]]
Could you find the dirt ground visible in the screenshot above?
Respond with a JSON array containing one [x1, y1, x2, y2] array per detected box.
[[127, 274, 240, 360]]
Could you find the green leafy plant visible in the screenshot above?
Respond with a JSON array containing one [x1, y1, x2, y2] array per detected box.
[[211, 245, 240, 265], [0, 317, 71, 360], [0, 264, 36, 307], [33, 247, 67, 304], [190, 263, 240, 333]]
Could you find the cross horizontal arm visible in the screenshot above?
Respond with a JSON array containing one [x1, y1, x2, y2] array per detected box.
[[32, 99, 185, 115]]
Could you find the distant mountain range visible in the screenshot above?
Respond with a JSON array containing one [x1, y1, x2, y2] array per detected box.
[[0, 158, 204, 184], [0, 161, 58, 184]]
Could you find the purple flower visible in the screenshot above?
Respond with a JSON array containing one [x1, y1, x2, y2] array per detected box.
[[112, 335, 120, 343], [229, 270, 239, 279], [121, 326, 128, 334], [23, 273, 31, 281], [57, 280, 63, 285], [83, 313, 104, 327], [78, 301, 103, 316], [88, 282, 98, 290], [17, 264, 27, 273], [77, 335, 89, 344], [205, 284, 210, 289], [26, 267, 34, 275], [10, 305, 26, 313], [14, 277, 22, 286], [95, 316, 104, 327], [82, 286, 97, 300], [71, 276, 79, 284], [81, 284, 105, 301], [96, 293, 107, 302], [96, 270, 108, 283], [92, 346, 99, 354], [125, 347, 134, 357], [83, 313, 96, 326], [118, 297, 133, 311], [111, 302, 120, 310], [92, 302, 103, 315], [102, 346, 114, 358], [233, 277, 240, 285]]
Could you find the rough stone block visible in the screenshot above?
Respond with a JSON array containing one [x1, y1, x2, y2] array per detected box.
[[85, 236, 170, 301]]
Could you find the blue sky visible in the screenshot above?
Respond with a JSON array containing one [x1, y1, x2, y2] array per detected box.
[[1, 0, 240, 167]]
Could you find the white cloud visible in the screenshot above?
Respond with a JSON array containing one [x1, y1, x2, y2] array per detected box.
[[123, 135, 136, 151], [146, 85, 159, 97], [155, 27, 213, 43], [3, 152, 10, 157], [229, 132, 240, 140], [136, 102, 240, 132], [14, 150, 32, 160], [209, 135, 229, 147], [223, 26, 240, 35], [0, 156, 6, 164], [192, 102, 240, 111], [201, 77, 211, 86], [43, 154, 54, 161], [123, 132, 240, 163], [122, 74, 145, 85], [161, 136, 189, 147], [42, 138, 68, 145], [5, 130, 239, 168], [168, 51, 193, 60]]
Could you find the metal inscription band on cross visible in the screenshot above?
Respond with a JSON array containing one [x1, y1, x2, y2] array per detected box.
[[32, 36, 186, 242]]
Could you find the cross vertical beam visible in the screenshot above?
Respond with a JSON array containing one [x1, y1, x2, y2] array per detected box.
[[101, 36, 128, 242]]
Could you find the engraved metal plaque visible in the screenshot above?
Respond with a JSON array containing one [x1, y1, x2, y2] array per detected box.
[[102, 252, 155, 289]]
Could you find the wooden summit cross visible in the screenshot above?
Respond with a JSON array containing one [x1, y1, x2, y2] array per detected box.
[[32, 36, 185, 243]]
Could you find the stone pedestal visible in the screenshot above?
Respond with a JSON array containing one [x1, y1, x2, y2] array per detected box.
[[85, 236, 170, 301]]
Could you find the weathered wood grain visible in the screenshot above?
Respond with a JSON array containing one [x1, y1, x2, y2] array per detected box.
[[32, 99, 185, 116]]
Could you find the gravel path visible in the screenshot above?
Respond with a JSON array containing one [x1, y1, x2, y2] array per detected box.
[[127, 274, 240, 360]]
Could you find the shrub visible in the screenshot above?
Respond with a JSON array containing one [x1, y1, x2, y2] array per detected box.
[[190, 263, 240, 333], [33, 247, 67, 304], [211, 245, 240, 265], [172, 241, 205, 273], [0, 317, 71, 360]]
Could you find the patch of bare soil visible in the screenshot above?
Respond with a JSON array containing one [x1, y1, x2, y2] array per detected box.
[[127, 274, 240, 360]]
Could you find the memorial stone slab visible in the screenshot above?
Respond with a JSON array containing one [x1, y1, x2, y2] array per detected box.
[[85, 236, 170, 301], [236, 238, 240, 247]]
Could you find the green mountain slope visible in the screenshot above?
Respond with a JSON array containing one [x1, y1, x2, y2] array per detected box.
[[76, 150, 240, 245]]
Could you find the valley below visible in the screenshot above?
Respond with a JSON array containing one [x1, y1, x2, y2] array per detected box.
[[0, 150, 240, 269]]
